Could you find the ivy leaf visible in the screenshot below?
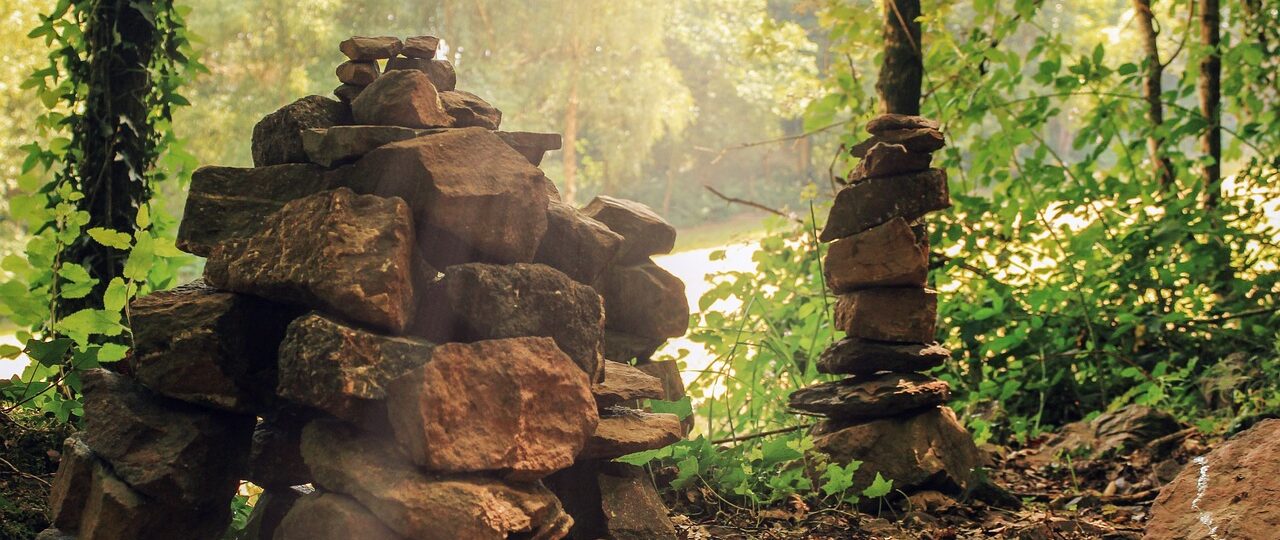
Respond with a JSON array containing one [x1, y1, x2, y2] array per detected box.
[[26, 338, 74, 367], [759, 436, 802, 466], [86, 227, 133, 250], [819, 461, 860, 496], [97, 343, 130, 363], [861, 472, 894, 498], [54, 309, 125, 345]]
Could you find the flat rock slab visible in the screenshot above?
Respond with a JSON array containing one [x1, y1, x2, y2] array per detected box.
[[593, 360, 665, 407], [820, 168, 950, 242], [813, 406, 979, 493], [385, 337, 597, 480], [339, 36, 403, 60], [848, 142, 932, 183], [336, 60, 379, 85], [583, 195, 677, 264], [277, 312, 434, 424], [580, 407, 683, 459], [599, 261, 690, 340], [275, 493, 400, 540], [402, 35, 440, 58], [339, 127, 550, 267], [603, 329, 666, 363], [351, 70, 453, 129], [788, 372, 950, 421], [834, 288, 938, 343], [130, 281, 297, 413], [302, 125, 436, 167], [497, 131, 563, 166], [385, 57, 457, 91], [817, 338, 950, 376], [252, 95, 351, 167], [440, 90, 502, 129], [176, 163, 330, 256], [302, 419, 572, 540], [866, 113, 941, 134], [79, 369, 252, 506], [205, 188, 417, 333], [416, 263, 605, 380], [824, 217, 928, 293], [851, 128, 946, 158], [1147, 418, 1280, 540]]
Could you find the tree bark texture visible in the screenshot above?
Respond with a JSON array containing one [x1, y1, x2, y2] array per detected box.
[[877, 0, 923, 115], [1198, 0, 1221, 209], [1132, 0, 1176, 189]]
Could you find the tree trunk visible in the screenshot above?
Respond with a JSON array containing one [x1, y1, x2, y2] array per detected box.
[[56, 0, 160, 318], [1199, 0, 1221, 209], [1133, 0, 1176, 189], [877, 0, 923, 115]]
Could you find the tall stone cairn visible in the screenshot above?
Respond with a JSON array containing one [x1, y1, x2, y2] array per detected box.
[[38, 35, 689, 540], [790, 114, 981, 494]]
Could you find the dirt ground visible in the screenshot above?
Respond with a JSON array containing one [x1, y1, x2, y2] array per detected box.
[[0, 411, 71, 540]]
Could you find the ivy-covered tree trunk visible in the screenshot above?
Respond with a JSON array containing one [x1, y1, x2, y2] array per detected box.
[[55, 0, 163, 318], [1133, 0, 1175, 189], [876, 0, 922, 115]]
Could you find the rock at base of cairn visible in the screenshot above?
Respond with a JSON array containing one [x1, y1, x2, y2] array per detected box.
[[581, 406, 683, 460], [814, 406, 979, 492], [274, 492, 400, 540], [545, 460, 678, 540]]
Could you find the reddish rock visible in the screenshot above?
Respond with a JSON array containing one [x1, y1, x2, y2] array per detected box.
[[583, 196, 677, 263], [205, 188, 417, 334], [580, 407, 683, 459], [276, 313, 434, 424], [814, 407, 979, 492], [302, 125, 434, 167], [335, 60, 379, 85], [385, 57, 457, 91], [350, 70, 453, 129], [635, 360, 687, 403], [824, 217, 928, 293], [599, 466, 679, 540], [47, 437, 94, 531], [789, 373, 950, 420], [402, 35, 440, 58], [851, 128, 946, 157], [339, 36, 403, 60], [275, 492, 400, 540], [598, 262, 690, 340], [593, 360, 665, 407], [130, 281, 296, 413], [251, 95, 351, 167], [497, 131, 563, 166], [176, 164, 330, 256], [817, 338, 950, 376], [535, 201, 622, 285], [440, 90, 502, 129], [848, 142, 932, 183], [416, 263, 605, 380], [834, 288, 938, 343], [1146, 419, 1280, 540], [301, 419, 572, 539], [866, 113, 941, 134], [820, 168, 950, 242], [333, 83, 364, 103], [384, 337, 597, 480], [339, 128, 550, 266]]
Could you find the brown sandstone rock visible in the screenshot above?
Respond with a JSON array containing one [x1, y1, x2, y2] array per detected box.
[[635, 360, 687, 403], [851, 128, 946, 157], [205, 188, 416, 334], [818, 338, 950, 376], [402, 35, 441, 58], [599, 466, 679, 540], [1146, 419, 1280, 540], [820, 168, 950, 242], [385, 337, 597, 480], [814, 407, 979, 492], [497, 131, 564, 166], [848, 142, 932, 183], [603, 330, 666, 363], [866, 113, 941, 134], [789, 373, 950, 420], [351, 69, 453, 129], [302, 125, 435, 167], [333, 83, 364, 103], [33, 530, 73, 540], [535, 201, 622, 285], [440, 90, 502, 129], [580, 407, 683, 459], [593, 360, 665, 407], [251, 95, 351, 167], [47, 437, 94, 531], [339, 127, 550, 266], [824, 217, 928, 292], [339, 36, 403, 60], [74, 457, 229, 540], [1027, 405, 1181, 465], [583, 196, 677, 263], [275, 492, 399, 540], [335, 60, 379, 85], [416, 263, 605, 380], [130, 281, 296, 413], [598, 262, 690, 340], [176, 163, 330, 256], [238, 486, 312, 540], [276, 312, 434, 424], [80, 370, 252, 506], [301, 419, 572, 540], [834, 288, 938, 343], [385, 57, 457, 91]]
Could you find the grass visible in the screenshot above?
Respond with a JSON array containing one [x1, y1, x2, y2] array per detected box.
[[673, 211, 770, 253]]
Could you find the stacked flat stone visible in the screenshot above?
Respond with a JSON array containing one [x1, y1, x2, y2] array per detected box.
[[790, 114, 980, 494], [38, 35, 688, 540]]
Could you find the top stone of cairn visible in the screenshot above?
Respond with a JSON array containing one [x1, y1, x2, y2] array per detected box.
[[340, 36, 403, 61], [402, 36, 440, 59], [865, 113, 940, 135]]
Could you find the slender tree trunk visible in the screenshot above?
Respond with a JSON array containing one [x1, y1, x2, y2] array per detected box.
[[1133, 0, 1176, 189], [1199, 0, 1221, 209], [562, 62, 580, 204], [877, 0, 923, 115]]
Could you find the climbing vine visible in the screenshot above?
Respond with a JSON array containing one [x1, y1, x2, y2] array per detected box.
[[0, 0, 202, 422]]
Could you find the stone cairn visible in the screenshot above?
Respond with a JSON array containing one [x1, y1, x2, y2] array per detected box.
[[788, 114, 980, 494], [38, 35, 690, 540]]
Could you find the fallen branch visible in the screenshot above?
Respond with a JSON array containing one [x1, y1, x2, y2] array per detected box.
[[0, 455, 50, 488], [704, 185, 803, 224], [711, 423, 815, 445]]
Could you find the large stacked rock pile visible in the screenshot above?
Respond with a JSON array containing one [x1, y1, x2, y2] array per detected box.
[[790, 114, 980, 494], [39, 35, 689, 540]]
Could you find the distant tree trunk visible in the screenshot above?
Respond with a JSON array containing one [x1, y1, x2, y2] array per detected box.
[[1199, 0, 1222, 209], [1133, 0, 1176, 189], [877, 0, 922, 115], [562, 67, 580, 204]]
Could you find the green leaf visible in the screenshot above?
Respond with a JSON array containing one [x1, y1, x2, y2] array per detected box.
[[819, 461, 860, 496], [647, 396, 693, 420], [861, 472, 893, 498], [26, 338, 74, 367], [97, 343, 130, 363], [0, 345, 23, 359], [759, 436, 802, 466], [86, 227, 134, 250], [103, 278, 129, 312], [54, 309, 126, 344]]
